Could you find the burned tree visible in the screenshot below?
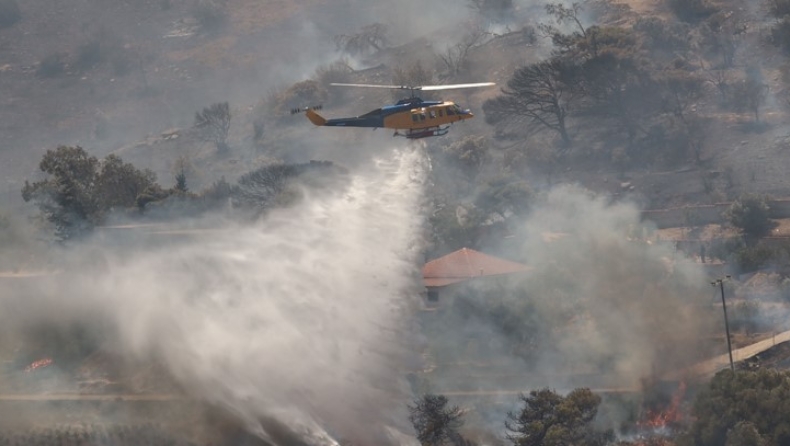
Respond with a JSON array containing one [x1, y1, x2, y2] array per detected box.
[[731, 77, 769, 124], [437, 27, 489, 79], [544, 2, 587, 37], [333, 23, 388, 56], [483, 58, 579, 145], [194, 102, 231, 153]]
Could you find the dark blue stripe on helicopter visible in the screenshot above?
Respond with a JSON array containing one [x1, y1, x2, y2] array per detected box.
[[324, 100, 444, 128]]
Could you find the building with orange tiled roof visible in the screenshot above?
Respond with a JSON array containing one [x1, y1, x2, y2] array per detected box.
[[422, 247, 530, 302]]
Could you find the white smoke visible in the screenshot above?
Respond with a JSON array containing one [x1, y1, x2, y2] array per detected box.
[[0, 147, 429, 445]]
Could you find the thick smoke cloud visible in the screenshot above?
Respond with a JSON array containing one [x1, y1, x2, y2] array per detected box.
[[0, 147, 428, 445], [423, 186, 718, 419], [514, 187, 717, 387]]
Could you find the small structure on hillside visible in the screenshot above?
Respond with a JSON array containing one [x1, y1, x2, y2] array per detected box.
[[422, 247, 530, 303]]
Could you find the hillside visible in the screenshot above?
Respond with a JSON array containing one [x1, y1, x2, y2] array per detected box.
[[7, 0, 790, 444]]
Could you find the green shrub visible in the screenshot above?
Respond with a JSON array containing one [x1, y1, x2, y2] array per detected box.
[[735, 244, 776, 272], [725, 195, 774, 238], [0, 0, 20, 28]]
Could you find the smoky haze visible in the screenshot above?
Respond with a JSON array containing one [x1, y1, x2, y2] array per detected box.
[[0, 147, 428, 445], [423, 186, 718, 414], [514, 187, 717, 386]]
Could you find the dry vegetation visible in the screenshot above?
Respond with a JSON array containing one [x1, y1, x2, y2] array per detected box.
[[8, 0, 790, 443]]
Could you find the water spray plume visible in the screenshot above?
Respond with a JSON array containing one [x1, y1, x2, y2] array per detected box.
[[0, 147, 429, 445]]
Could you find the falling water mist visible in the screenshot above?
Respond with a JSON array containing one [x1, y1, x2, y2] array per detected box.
[[0, 146, 429, 445]]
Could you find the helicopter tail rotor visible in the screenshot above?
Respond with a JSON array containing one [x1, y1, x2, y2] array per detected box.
[[290, 105, 323, 115]]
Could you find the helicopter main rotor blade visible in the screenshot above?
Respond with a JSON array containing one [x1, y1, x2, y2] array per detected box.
[[329, 82, 496, 91], [329, 83, 413, 89], [419, 82, 496, 91]]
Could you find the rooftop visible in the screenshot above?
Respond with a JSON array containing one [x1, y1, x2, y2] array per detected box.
[[422, 247, 530, 288]]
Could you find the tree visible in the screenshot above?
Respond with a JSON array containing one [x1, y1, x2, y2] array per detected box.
[[506, 388, 612, 446], [725, 195, 774, 239], [21, 146, 101, 240], [687, 369, 790, 446], [731, 77, 768, 124], [95, 154, 158, 210], [726, 422, 767, 446], [437, 27, 489, 79], [541, 2, 587, 39], [483, 58, 579, 145], [194, 102, 231, 153], [699, 16, 740, 68], [175, 171, 188, 193], [408, 394, 464, 446], [442, 136, 490, 177], [658, 70, 705, 122], [474, 174, 533, 219], [578, 49, 661, 150], [22, 147, 165, 239], [233, 161, 337, 212], [333, 23, 388, 56]]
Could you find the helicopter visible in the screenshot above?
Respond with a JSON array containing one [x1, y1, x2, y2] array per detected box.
[[292, 82, 496, 139]]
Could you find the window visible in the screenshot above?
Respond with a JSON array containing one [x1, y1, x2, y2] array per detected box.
[[446, 106, 455, 116], [438, 109, 443, 117], [412, 114, 419, 122], [419, 114, 426, 121], [429, 110, 436, 119]]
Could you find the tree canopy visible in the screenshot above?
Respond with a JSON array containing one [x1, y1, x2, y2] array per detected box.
[[685, 369, 790, 446], [506, 388, 612, 446]]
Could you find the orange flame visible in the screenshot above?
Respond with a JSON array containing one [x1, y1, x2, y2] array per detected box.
[[25, 358, 53, 372], [638, 381, 687, 430]]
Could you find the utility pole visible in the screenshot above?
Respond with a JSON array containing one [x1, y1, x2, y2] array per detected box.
[[712, 276, 734, 372]]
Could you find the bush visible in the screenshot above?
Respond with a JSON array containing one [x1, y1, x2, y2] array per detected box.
[[688, 369, 790, 446], [0, 0, 20, 28], [37, 53, 67, 78], [736, 244, 776, 273], [725, 195, 774, 238], [667, 0, 717, 23]]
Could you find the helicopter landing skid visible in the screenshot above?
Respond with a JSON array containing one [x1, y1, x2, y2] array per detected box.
[[394, 126, 450, 139]]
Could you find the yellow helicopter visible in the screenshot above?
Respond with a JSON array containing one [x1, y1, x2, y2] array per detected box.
[[293, 82, 496, 139]]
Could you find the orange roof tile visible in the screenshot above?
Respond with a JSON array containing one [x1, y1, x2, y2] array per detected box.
[[422, 248, 529, 288]]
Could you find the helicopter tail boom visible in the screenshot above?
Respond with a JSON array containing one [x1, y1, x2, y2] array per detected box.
[[305, 108, 327, 126]]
